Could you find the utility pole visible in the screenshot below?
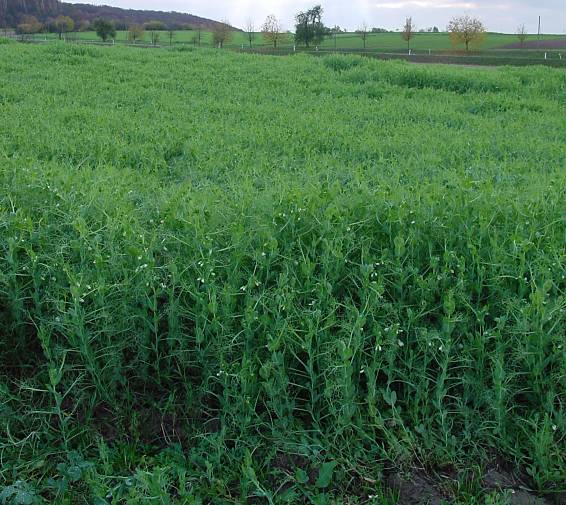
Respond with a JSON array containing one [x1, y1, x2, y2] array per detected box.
[[538, 16, 541, 40]]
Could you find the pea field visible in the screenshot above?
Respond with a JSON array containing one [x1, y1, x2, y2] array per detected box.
[[0, 41, 565, 504]]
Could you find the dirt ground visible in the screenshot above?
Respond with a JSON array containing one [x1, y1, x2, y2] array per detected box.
[[386, 466, 562, 505]]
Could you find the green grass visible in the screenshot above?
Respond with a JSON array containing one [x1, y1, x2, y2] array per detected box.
[[0, 43, 565, 503], [38, 29, 566, 52]]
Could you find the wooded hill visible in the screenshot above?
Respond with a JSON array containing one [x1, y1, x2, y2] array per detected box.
[[0, 0, 60, 26], [0, 0, 235, 30]]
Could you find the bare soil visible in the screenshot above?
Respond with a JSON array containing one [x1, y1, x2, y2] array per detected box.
[[385, 466, 555, 505]]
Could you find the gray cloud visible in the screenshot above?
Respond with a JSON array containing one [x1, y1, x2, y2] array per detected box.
[[73, 0, 566, 33]]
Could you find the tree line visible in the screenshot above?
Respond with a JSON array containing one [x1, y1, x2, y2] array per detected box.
[[200, 6, 532, 52], [213, 7, 488, 52], [10, 3, 537, 51]]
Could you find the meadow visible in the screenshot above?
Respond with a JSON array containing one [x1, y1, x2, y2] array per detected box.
[[0, 42, 565, 503], [40, 29, 566, 52]]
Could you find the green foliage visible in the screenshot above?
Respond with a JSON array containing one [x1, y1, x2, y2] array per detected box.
[[92, 18, 116, 42], [0, 482, 39, 505], [295, 4, 329, 47], [143, 20, 166, 31], [54, 15, 74, 39], [315, 462, 338, 489], [0, 44, 565, 503]]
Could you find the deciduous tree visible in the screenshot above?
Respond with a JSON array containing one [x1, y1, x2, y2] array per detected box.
[[295, 5, 328, 48], [54, 15, 74, 39], [144, 20, 165, 45], [401, 16, 415, 52], [245, 18, 255, 48], [144, 20, 166, 31], [447, 15, 485, 51], [78, 20, 90, 32], [356, 22, 369, 49], [516, 24, 528, 47], [212, 20, 232, 48], [93, 18, 116, 42], [262, 15, 283, 48], [127, 24, 144, 43], [17, 15, 42, 35]]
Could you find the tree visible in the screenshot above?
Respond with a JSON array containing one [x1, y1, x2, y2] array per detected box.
[[262, 14, 283, 48], [401, 17, 415, 52], [245, 18, 255, 48], [516, 24, 528, 47], [54, 15, 74, 39], [144, 20, 166, 31], [295, 5, 328, 48], [17, 15, 42, 35], [144, 21, 165, 45], [93, 18, 116, 42], [356, 22, 369, 49], [447, 15, 485, 51], [78, 20, 90, 32], [45, 17, 56, 33], [212, 20, 232, 48], [432, 26, 439, 33], [127, 24, 144, 44]]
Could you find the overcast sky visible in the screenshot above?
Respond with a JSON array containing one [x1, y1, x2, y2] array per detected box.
[[74, 0, 566, 33]]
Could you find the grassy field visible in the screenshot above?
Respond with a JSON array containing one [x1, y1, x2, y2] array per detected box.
[[0, 42, 565, 504], [37, 29, 566, 52]]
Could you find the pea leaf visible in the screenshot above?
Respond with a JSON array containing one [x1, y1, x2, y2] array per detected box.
[[315, 461, 337, 489]]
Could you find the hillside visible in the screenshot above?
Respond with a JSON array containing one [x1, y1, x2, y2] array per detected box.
[[0, 0, 234, 30], [58, 3, 237, 31], [0, 0, 60, 26]]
